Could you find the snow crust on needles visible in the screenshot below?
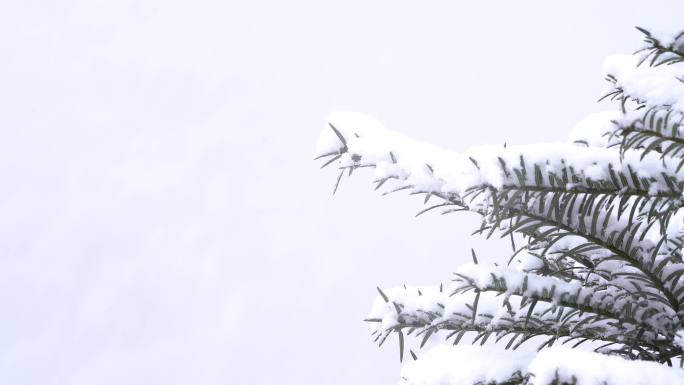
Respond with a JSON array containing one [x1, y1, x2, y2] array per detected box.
[[316, 112, 684, 195], [603, 54, 684, 111], [400, 345, 684, 385]]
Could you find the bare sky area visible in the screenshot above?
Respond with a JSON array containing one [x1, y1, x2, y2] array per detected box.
[[1, 1, 683, 384]]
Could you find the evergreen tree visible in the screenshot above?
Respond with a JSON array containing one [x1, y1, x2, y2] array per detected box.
[[315, 27, 684, 385]]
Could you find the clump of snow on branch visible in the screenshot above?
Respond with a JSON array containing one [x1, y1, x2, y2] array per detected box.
[[399, 345, 533, 385], [528, 347, 684, 385], [567, 110, 620, 148], [676, 330, 684, 349], [603, 54, 684, 111]]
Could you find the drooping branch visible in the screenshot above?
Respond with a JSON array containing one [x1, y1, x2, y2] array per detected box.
[[367, 285, 667, 360]]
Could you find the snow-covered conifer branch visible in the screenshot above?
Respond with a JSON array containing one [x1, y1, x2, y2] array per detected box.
[[452, 263, 676, 335], [316, 113, 684, 201], [602, 28, 684, 112], [595, 28, 684, 171], [366, 283, 669, 359], [316, 114, 684, 313], [613, 106, 684, 169], [497, 205, 683, 314], [315, 25, 684, 384], [635, 27, 684, 67], [602, 54, 684, 111]]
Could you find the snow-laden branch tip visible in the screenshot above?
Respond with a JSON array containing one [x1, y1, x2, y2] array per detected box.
[[604, 54, 684, 111], [316, 111, 684, 198]]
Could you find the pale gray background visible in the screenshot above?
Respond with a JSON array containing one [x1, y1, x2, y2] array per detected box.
[[0, 1, 682, 384]]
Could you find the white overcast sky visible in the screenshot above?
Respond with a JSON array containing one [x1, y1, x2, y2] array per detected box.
[[1, 1, 683, 384]]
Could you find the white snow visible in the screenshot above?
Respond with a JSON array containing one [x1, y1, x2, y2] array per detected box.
[[399, 345, 533, 385], [567, 110, 621, 148], [400, 345, 684, 385], [675, 330, 684, 349], [529, 347, 684, 385], [603, 54, 684, 111]]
